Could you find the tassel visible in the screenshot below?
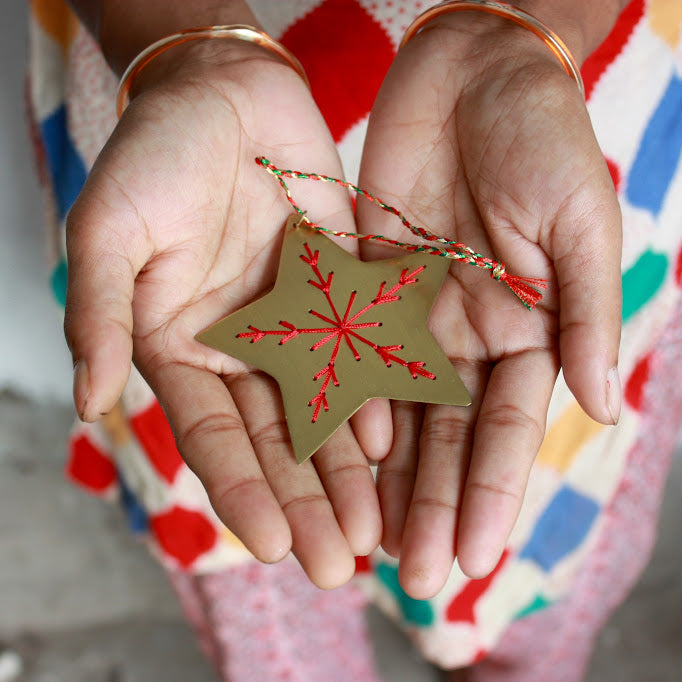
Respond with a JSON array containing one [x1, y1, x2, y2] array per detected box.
[[491, 262, 547, 310]]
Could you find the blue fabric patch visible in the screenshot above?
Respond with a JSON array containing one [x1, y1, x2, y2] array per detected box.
[[118, 476, 149, 534], [627, 73, 682, 217], [375, 562, 435, 627], [40, 105, 87, 219], [519, 486, 599, 572]]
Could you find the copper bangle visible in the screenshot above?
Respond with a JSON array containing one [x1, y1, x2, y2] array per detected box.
[[116, 24, 309, 117], [400, 0, 584, 98]]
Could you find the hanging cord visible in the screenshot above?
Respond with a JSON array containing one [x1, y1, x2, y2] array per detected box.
[[256, 157, 547, 310]]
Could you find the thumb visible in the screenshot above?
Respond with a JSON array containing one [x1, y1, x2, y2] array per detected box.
[[64, 180, 151, 421], [552, 175, 622, 426]]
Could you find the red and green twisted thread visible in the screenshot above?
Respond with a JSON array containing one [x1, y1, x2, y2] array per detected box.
[[256, 156, 547, 309]]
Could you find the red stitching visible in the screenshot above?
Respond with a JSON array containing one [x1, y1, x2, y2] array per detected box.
[[239, 248, 435, 422]]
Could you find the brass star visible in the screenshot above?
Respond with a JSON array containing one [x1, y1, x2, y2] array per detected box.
[[197, 215, 471, 463]]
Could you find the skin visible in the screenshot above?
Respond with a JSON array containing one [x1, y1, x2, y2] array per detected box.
[[358, 12, 623, 597], [64, 40, 387, 589], [65, 0, 627, 597]]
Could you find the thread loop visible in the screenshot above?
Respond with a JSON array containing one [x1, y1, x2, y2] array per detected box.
[[257, 156, 547, 309]]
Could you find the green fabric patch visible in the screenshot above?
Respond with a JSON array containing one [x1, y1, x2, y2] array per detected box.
[[51, 259, 68, 308], [376, 562, 435, 627], [513, 593, 552, 620], [622, 251, 668, 322]]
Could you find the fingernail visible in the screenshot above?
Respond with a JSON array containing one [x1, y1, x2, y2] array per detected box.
[[73, 360, 91, 421], [606, 366, 621, 425]]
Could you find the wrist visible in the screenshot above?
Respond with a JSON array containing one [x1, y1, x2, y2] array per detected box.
[[509, 0, 628, 64], [69, 0, 261, 76], [408, 1, 629, 69], [125, 37, 276, 103]]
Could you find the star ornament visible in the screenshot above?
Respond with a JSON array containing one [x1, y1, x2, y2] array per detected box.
[[197, 215, 471, 463]]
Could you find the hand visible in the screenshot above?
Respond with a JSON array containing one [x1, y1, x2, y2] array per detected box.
[[358, 14, 622, 598], [64, 41, 387, 588]]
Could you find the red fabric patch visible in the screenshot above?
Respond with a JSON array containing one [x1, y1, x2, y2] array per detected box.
[[582, 0, 645, 101], [355, 555, 371, 573], [625, 353, 653, 411], [445, 549, 510, 624], [130, 401, 184, 484], [675, 245, 682, 287], [66, 434, 117, 493], [150, 505, 218, 569], [606, 157, 621, 192], [472, 649, 488, 664], [280, 0, 395, 142]]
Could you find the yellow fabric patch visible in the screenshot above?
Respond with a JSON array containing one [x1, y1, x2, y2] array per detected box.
[[221, 527, 246, 549], [31, 0, 79, 50], [100, 402, 133, 448], [649, 0, 682, 49], [537, 402, 604, 473]]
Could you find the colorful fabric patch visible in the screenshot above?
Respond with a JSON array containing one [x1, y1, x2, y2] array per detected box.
[[536, 403, 603, 473], [622, 250, 669, 322], [519, 486, 600, 572], [606, 157, 622, 192], [39, 105, 87, 219], [624, 352, 653, 411], [581, 0, 645, 100], [130, 401, 185, 484], [627, 74, 682, 218], [219, 526, 246, 549], [118, 476, 149, 533], [445, 550, 510, 625], [513, 593, 552, 620], [50, 258, 68, 307], [31, 0, 79, 50], [66, 433, 117, 493], [150, 505, 218, 569], [280, 0, 394, 142], [355, 555, 372, 574], [375, 562, 435, 626], [648, 0, 682, 49]]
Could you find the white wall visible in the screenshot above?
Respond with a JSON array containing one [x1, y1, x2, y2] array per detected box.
[[0, 0, 73, 402]]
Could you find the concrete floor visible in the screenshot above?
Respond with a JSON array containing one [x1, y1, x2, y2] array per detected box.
[[0, 390, 681, 682]]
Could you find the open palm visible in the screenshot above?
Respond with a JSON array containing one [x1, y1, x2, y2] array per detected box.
[[358, 18, 622, 598], [65, 44, 383, 588]]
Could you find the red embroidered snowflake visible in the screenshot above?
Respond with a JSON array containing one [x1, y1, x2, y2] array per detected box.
[[238, 243, 436, 422]]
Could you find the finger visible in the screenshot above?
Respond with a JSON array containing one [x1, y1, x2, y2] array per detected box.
[[551, 169, 623, 426], [376, 401, 424, 557], [397, 362, 483, 599], [65, 186, 151, 421], [396, 405, 469, 599], [314, 424, 382, 557], [457, 349, 557, 579], [143, 362, 291, 563], [227, 372, 356, 590], [350, 398, 393, 461]]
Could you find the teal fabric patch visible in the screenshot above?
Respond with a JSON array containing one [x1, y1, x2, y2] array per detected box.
[[622, 250, 668, 322], [51, 259, 68, 308], [375, 562, 435, 627], [513, 593, 552, 620]]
